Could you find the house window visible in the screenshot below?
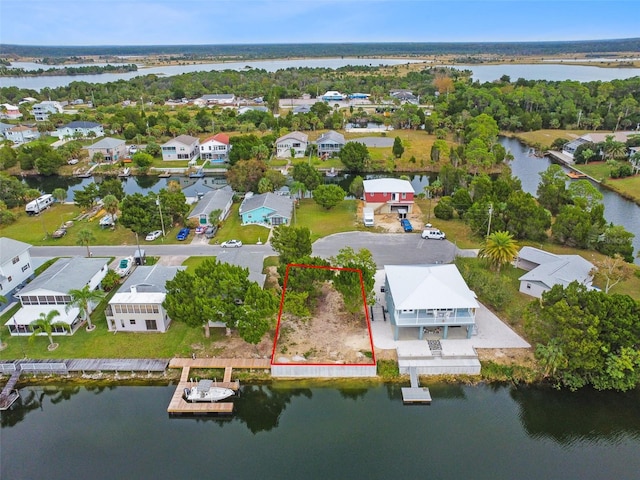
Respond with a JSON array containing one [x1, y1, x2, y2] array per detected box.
[[7, 276, 11, 282], [21, 264, 30, 272], [120, 320, 125, 328], [145, 319, 157, 331], [105, 305, 113, 316], [129, 319, 136, 325], [402, 193, 406, 199], [526, 283, 531, 289], [12, 256, 20, 264], [402, 309, 414, 313]]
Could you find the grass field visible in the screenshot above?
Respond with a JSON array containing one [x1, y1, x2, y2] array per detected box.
[[292, 198, 361, 241], [508, 129, 588, 150]]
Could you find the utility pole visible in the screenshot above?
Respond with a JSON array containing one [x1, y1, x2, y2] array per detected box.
[[487, 203, 493, 238]]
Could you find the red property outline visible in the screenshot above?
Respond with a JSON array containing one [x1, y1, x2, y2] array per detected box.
[[270, 263, 377, 366]]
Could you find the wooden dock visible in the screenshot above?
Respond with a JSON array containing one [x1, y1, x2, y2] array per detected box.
[[167, 358, 271, 414], [401, 367, 432, 405], [0, 370, 22, 411]]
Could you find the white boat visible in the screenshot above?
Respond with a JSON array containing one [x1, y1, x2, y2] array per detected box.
[[118, 167, 131, 177], [114, 256, 134, 277], [99, 213, 118, 227], [183, 380, 235, 403], [325, 167, 337, 177]]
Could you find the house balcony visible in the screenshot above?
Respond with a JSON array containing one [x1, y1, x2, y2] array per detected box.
[[395, 308, 475, 327]]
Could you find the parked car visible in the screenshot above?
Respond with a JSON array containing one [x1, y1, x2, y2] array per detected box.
[[67, 158, 79, 165], [195, 225, 207, 235], [400, 218, 413, 232], [221, 239, 242, 248], [52, 228, 67, 238], [176, 228, 190, 241], [421, 228, 446, 240], [205, 226, 218, 239], [145, 230, 162, 241], [129, 145, 138, 154]]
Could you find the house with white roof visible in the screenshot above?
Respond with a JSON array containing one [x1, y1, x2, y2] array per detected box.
[[516, 246, 595, 298], [86, 137, 127, 162], [200, 93, 236, 105], [276, 131, 309, 158], [315, 130, 345, 157], [363, 178, 415, 214], [561, 131, 635, 160], [383, 264, 479, 340], [187, 186, 234, 226], [199, 133, 230, 162], [105, 264, 185, 333], [161, 134, 200, 162], [321, 91, 345, 101], [53, 121, 104, 139], [4, 125, 40, 144], [31, 100, 64, 121], [6, 257, 108, 336], [0, 238, 34, 301], [239, 192, 293, 226], [0, 103, 22, 120]]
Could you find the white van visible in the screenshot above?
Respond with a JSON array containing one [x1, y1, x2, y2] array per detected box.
[[363, 207, 374, 227], [25, 194, 54, 215], [421, 228, 446, 240]]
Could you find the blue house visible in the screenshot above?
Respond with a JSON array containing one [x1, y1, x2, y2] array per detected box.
[[239, 192, 293, 226]]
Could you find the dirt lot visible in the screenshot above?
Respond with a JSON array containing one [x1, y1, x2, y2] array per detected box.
[[274, 283, 374, 364]]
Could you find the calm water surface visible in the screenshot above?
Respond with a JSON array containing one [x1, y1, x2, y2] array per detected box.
[[2, 383, 640, 480]]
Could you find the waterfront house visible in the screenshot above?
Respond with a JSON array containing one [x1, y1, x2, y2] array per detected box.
[[161, 135, 200, 162], [54, 121, 104, 140], [4, 125, 40, 144], [187, 186, 234, 226], [105, 264, 185, 333], [561, 131, 636, 160], [6, 257, 108, 336], [199, 133, 230, 162], [0, 103, 22, 120], [239, 192, 293, 226], [31, 100, 64, 121], [390, 90, 419, 105], [516, 246, 595, 298], [86, 137, 127, 163], [276, 131, 309, 158], [383, 264, 479, 340], [0, 238, 34, 301], [363, 178, 415, 214], [315, 130, 345, 157]]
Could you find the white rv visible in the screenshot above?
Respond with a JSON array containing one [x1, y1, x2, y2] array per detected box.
[[25, 194, 54, 215], [363, 207, 374, 227]]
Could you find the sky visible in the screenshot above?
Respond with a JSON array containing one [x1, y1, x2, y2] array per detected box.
[[0, 0, 638, 46]]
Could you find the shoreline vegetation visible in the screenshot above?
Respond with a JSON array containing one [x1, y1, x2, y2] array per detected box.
[[0, 63, 138, 77]]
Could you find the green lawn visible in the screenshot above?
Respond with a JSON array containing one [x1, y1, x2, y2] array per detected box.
[[293, 198, 360, 241], [215, 203, 271, 244], [414, 198, 483, 249], [575, 162, 611, 181], [181, 256, 217, 271]]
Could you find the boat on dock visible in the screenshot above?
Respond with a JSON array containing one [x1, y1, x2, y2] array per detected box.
[[158, 171, 171, 178], [183, 379, 235, 403], [566, 171, 587, 179], [326, 167, 338, 177], [189, 167, 205, 178], [118, 167, 131, 178]]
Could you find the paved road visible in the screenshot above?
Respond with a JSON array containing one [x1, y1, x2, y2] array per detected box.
[[312, 232, 460, 267]]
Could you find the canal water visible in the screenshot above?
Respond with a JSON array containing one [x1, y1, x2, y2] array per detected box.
[[504, 136, 640, 264], [2, 383, 640, 480]]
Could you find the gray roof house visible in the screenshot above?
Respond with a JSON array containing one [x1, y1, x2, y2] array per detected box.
[[516, 246, 595, 298], [106, 264, 186, 333], [161, 134, 200, 162], [7, 257, 109, 335], [276, 131, 309, 158], [315, 130, 346, 157], [239, 192, 293, 226], [86, 137, 127, 163], [0, 237, 33, 300], [54, 121, 104, 140], [200, 93, 236, 104], [187, 186, 234, 225]]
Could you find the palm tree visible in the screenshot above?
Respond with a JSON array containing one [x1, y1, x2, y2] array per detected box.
[[102, 195, 119, 222], [29, 310, 69, 351], [66, 285, 105, 332], [76, 228, 95, 257], [478, 230, 519, 272]]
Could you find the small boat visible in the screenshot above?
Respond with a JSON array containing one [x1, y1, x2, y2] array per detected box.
[[158, 171, 171, 178], [566, 171, 587, 179], [99, 213, 118, 227], [325, 167, 337, 177], [183, 379, 235, 403], [114, 256, 134, 277], [118, 167, 131, 177]]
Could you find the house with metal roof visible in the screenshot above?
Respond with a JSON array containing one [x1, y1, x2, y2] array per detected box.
[[321, 91, 345, 101], [315, 130, 345, 157], [292, 105, 312, 115], [383, 264, 479, 340], [0, 238, 33, 301], [200, 93, 236, 104], [86, 137, 127, 163], [276, 131, 309, 158], [239, 192, 293, 226], [0, 103, 22, 120], [161, 134, 200, 162], [53, 121, 104, 140], [363, 178, 415, 214], [4, 125, 40, 144], [561, 131, 636, 160], [105, 264, 186, 333], [199, 133, 230, 162], [6, 257, 108, 336], [516, 246, 595, 298], [31, 100, 64, 121], [187, 186, 234, 226], [390, 90, 419, 104]]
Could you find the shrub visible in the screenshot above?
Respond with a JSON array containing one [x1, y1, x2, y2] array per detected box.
[[434, 196, 455, 220]]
